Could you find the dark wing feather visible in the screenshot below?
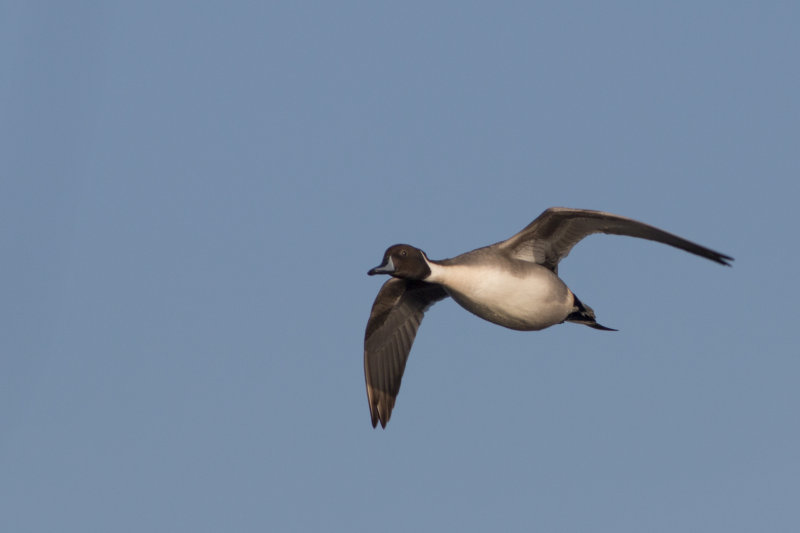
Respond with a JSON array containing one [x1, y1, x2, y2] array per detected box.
[[364, 278, 448, 428], [499, 207, 733, 272]]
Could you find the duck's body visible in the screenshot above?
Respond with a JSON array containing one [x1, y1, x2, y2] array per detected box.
[[364, 207, 733, 428], [429, 248, 573, 331]]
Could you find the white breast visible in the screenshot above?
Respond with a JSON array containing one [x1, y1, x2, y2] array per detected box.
[[427, 261, 573, 331]]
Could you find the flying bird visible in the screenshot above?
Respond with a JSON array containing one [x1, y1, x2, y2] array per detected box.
[[364, 207, 732, 428]]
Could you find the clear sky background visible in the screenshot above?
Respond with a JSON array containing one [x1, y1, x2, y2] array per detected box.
[[2, 2, 798, 532]]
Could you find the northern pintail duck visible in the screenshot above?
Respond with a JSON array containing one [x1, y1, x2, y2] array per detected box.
[[364, 207, 733, 428]]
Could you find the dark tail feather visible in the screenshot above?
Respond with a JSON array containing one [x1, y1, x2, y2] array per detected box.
[[583, 322, 618, 331], [566, 293, 618, 332]]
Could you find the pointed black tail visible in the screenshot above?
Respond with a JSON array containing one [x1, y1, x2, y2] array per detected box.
[[566, 293, 618, 331]]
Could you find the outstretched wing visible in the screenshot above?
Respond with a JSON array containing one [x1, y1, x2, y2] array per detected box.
[[499, 207, 733, 272], [364, 278, 448, 428]]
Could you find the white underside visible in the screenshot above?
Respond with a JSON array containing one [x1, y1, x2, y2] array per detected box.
[[426, 260, 573, 331]]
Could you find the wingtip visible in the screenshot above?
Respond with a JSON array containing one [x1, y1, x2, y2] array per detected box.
[[710, 251, 734, 267], [370, 412, 388, 429], [376, 406, 390, 428], [368, 397, 390, 429]]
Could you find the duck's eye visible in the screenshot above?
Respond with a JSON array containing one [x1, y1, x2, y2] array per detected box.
[[400, 249, 407, 257]]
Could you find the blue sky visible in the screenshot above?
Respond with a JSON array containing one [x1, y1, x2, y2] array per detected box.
[[2, 2, 798, 532]]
